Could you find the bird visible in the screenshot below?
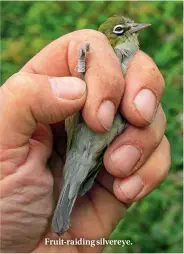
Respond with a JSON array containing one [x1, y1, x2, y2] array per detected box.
[[51, 15, 151, 235]]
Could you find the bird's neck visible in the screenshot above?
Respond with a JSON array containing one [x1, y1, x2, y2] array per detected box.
[[115, 40, 139, 74]]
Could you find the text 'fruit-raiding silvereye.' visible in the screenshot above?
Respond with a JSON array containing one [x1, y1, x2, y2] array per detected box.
[[51, 16, 151, 235]]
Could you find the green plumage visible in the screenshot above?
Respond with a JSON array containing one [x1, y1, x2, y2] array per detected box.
[[98, 16, 138, 48]]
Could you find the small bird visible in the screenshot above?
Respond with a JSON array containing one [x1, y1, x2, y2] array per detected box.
[[52, 16, 151, 235]]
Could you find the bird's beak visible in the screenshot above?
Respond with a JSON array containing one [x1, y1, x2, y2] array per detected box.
[[130, 23, 151, 33]]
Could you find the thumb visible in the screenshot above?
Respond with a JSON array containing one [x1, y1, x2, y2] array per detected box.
[[0, 72, 86, 148]]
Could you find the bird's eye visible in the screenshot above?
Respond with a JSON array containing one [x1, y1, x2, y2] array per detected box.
[[113, 25, 125, 35]]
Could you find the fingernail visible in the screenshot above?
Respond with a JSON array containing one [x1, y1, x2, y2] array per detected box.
[[134, 89, 157, 122], [111, 145, 141, 176], [97, 100, 115, 130], [49, 77, 86, 100], [119, 175, 144, 200]]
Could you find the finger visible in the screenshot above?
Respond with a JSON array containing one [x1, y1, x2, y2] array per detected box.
[[0, 72, 86, 149], [31, 123, 53, 162], [113, 136, 171, 203], [120, 50, 165, 127], [21, 30, 125, 133], [49, 150, 64, 202], [104, 104, 166, 178]]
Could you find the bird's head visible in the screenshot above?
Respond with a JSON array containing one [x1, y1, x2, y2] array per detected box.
[[98, 16, 151, 48]]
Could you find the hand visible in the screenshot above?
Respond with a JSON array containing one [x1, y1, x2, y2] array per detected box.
[[0, 30, 170, 253]]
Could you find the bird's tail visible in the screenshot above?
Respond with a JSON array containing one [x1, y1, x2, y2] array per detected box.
[[51, 181, 77, 235]]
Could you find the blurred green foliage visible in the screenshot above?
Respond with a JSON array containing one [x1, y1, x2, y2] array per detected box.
[[1, 1, 183, 253]]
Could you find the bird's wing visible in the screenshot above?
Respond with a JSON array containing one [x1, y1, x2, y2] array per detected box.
[[78, 150, 104, 196], [65, 112, 81, 153]]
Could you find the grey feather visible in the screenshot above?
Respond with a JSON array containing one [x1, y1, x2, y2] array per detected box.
[[79, 159, 103, 196], [52, 39, 138, 235], [51, 181, 77, 234], [51, 113, 126, 234], [115, 42, 138, 73]]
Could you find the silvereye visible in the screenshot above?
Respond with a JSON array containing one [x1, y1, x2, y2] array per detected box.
[[52, 16, 151, 235]]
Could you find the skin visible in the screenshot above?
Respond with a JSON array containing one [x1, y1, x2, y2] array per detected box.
[[0, 30, 170, 253]]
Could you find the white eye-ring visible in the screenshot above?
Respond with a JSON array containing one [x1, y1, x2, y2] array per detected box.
[[113, 24, 124, 35]]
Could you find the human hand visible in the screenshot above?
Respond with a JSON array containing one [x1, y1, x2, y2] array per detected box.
[[0, 30, 170, 253]]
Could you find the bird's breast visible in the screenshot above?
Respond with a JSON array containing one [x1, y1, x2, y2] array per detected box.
[[115, 42, 139, 73]]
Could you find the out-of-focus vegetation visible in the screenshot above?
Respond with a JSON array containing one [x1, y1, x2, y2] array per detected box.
[[1, 1, 183, 253]]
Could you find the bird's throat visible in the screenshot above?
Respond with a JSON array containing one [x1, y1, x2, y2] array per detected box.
[[115, 42, 139, 73]]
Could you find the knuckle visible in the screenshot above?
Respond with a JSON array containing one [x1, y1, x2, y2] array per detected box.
[[93, 30, 109, 42], [147, 105, 167, 148], [163, 136, 171, 166], [147, 124, 162, 149], [132, 51, 165, 94], [161, 162, 170, 181], [107, 72, 124, 95], [159, 136, 171, 180], [96, 67, 124, 107], [147, 64, 165, 93], [161, 107, 167, 128], [144, 66, 165, 91], [71, 29, 109, 44], [156, 105, 167, 129], [4, 72, 35, 97], [82, 29, 108, 42], [6, 72, 30, 88], [158, 72, 165, 91]]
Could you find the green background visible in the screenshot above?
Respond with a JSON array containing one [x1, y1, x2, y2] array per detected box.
[[1, 1, 183, 253]]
